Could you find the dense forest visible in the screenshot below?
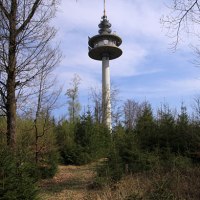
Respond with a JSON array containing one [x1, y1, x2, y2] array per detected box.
[[0, 0, 200, 199]]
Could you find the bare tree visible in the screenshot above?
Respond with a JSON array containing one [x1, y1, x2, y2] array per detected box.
[[110, 84, 122, 127], [123, 99, 140, 130], [90, 83, 121, 127], [90, 87, 102, 123], [33, 66, 61, 164], [66, 74, 81, 123], [192, 96, 200, 121], [162, 0, 200, 49], [0, 0, 60, 147]]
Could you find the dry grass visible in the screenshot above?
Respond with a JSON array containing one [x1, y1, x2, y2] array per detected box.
[[94, 172, 151, 200], [38, 163, 200, 200], [96, 166, 200, 200], [38, 164, 98, 200]]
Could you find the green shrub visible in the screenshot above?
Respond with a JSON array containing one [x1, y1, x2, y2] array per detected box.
[[38, 148, 59, 179], [17, 117, 59, 179], [0, 145, 38, 200], [95, 157, 123, 185], [56, 112, 111, 165], [96, 130, 158, 183]]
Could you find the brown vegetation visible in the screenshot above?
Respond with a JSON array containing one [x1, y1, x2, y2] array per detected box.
[[39, 163, 200, 200], [39, 164, 97, 200]]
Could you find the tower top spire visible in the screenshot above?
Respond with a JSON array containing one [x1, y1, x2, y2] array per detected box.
[[104, 0, 106, 16], [98, 0, 112, 34]]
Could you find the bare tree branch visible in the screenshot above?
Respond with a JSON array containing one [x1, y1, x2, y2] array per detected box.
[[162, 0, 200, 49], [0, 1, 10, 19], [16, 0, 41, 35]]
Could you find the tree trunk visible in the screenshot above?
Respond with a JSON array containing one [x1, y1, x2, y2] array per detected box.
[[6, 74, 16, 147], [6, 0, 17, 147]]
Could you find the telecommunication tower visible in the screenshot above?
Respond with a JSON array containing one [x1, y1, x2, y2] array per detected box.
[[88, 0, 122, 129]]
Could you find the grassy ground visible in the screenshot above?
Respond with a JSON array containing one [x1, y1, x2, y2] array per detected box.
[[38, 164, 98, 200], [39, 163, 200, 200]]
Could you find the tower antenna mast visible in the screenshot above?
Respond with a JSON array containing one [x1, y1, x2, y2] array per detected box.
[[104, 0, 106, 16]]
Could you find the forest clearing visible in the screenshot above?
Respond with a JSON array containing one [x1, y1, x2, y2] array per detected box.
[[39, 161, 200, 200]]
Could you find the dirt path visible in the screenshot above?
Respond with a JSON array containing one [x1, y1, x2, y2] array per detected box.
[[39, 164, 99, 200]]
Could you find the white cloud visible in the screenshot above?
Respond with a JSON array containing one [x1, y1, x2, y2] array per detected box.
[[51, 0, 200, 115], [121, 78, 200, 100], [166, 79, 200, 94]]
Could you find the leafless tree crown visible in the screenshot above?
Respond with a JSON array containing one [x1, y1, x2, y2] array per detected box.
[[0, 0, 60, 146], [162, 0, 200, 49], [66, 74, 81, 123]]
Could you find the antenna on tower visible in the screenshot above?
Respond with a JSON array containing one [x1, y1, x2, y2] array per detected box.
[[103, 0, 106, 16]]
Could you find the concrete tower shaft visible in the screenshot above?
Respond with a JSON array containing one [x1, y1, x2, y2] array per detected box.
[[88, 4, 122, 129], [102, 56, 111, 129]]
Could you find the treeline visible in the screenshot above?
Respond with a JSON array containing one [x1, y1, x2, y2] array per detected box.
[[97, 102, 200, 181], [57, 100, 200, 178]]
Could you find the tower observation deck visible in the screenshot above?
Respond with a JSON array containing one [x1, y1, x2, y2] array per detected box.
[[88, 2, 122, 130]]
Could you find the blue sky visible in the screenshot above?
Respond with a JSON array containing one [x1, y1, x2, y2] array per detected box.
[[52, 0, 200, 118]]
